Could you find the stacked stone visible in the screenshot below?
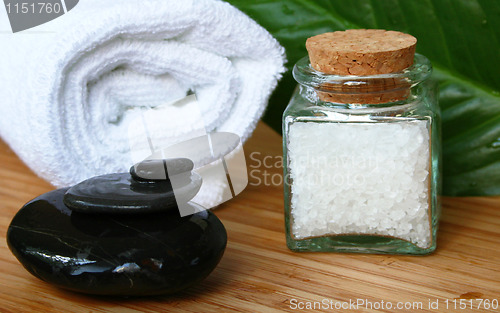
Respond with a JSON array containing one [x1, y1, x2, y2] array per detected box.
[[7, 158, 227, 296]]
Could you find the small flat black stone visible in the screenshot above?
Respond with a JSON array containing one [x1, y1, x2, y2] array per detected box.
[[130, 158, 194, 181], [7, 188, 227, 296], [63, 172, 201, 214]]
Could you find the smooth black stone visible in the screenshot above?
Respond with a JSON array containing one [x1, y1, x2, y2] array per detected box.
[[63, 172, 202, 214], [130, 158, 194, 182], [7, 188, 227, 296]]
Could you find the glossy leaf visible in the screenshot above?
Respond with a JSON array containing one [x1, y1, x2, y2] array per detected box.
[[227, 0, 500, 196]]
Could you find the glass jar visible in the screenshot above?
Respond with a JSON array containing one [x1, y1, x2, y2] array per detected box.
[[283, 53, 441, 255]]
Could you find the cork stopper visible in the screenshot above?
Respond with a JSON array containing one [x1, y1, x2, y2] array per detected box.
[[305, 29, 417, 104]]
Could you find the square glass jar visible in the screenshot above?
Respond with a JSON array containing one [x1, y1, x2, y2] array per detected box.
[[283, 54, 441, 255]]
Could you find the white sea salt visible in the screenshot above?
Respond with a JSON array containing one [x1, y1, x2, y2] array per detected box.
[[288, 120, 431, 248]]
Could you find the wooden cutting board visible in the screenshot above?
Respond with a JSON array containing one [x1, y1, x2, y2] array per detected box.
[[0, 122, 499, 313]]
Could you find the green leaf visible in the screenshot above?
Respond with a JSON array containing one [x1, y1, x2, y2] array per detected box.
[[227, 0, 500, 196]]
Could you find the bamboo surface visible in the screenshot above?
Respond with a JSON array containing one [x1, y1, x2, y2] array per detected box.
[[0, 122, 499, 313]]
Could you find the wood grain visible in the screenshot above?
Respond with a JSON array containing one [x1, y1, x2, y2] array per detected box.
[[0, 122, 499, 313]]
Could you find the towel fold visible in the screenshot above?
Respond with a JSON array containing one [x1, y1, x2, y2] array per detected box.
[[0, 0, 285, 203]]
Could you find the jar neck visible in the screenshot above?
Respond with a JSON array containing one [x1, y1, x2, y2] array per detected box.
[[293, 54, 432, 107]]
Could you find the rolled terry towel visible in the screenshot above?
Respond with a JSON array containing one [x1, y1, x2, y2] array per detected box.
[[0, 0, 285, 204]]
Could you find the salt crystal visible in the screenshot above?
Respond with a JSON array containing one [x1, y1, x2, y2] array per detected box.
[[288, 120, 431, 249]]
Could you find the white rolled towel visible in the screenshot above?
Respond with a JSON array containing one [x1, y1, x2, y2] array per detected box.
[[0, 0, 285, 203]]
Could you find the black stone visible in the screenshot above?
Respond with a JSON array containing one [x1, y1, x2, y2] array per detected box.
[[130, 158, 194, 182], [7, 188, 227, 296], [63, 172, 202, 214]]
